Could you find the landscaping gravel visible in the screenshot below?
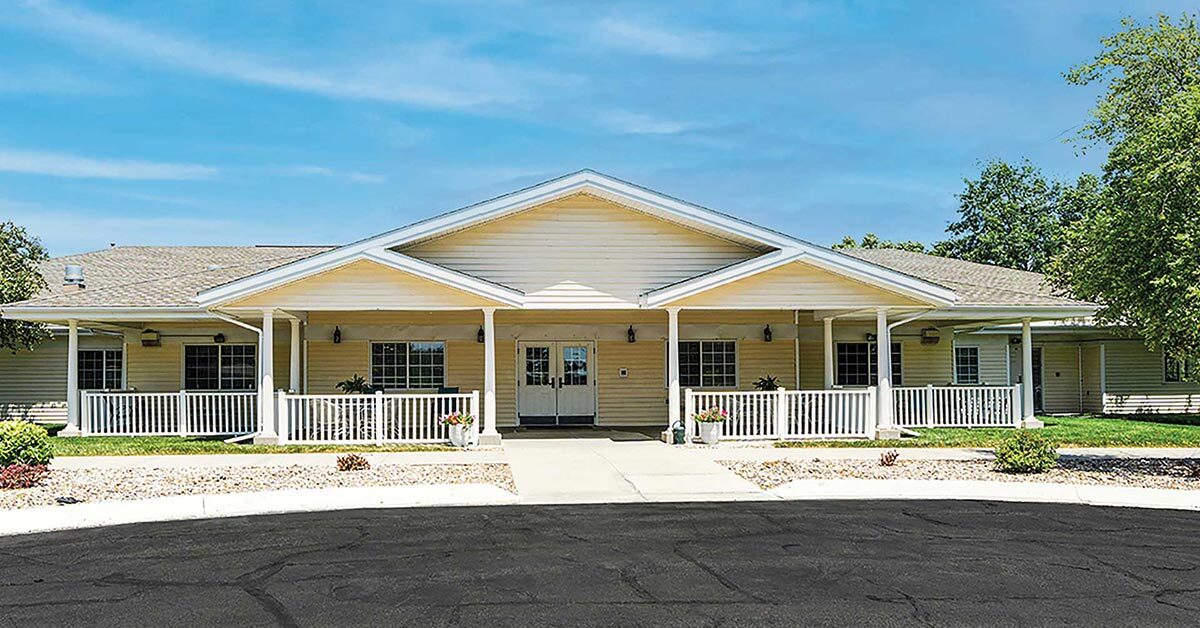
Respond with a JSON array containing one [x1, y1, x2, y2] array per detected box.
[[0, 463, 516, 510], [721, 457, 1200, 491]]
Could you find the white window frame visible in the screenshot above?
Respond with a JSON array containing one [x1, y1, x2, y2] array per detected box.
[[834, 341, 902, 387], [182, 343, 258, 391], [369, 341, 447, 391], [78, 348, 124, 390], [954, 345, 981, 385], [667, 339, 739, 389]]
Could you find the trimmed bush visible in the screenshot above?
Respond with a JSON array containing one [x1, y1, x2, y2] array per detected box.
[[0, 421, 53, 466], [994, 430, 1058, 474], [879, 450, 899, 467], [0, 464, 49, 490]]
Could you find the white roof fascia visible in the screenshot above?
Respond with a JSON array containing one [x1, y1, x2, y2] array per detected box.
[[923, 306, 1099, 320], [196, 248, 524, 308], [0, 306, 216, 322], [641, 249, 959, 308]]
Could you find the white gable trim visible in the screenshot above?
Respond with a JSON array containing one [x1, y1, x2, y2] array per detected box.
[[196, 170, 955, 309], [641, 248, 959, 307], [196, 248, 525, 308]]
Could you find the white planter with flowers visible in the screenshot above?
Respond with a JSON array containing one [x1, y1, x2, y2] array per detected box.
[[693, 406, 728, 445], [441, 411, 476, 448]]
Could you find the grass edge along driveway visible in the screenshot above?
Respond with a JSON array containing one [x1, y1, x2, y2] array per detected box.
[[776, 414, 1200, 449]]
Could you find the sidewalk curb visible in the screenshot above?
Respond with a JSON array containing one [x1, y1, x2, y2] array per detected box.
[[769, 478, 1200, 511], [0, 484, 519, 537]]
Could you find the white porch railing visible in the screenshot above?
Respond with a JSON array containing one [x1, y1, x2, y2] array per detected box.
[[278, 391, 479, 444], [80, 390, 259, 436], [893, 384, 1021, 428], [685, 388, 876, 441]]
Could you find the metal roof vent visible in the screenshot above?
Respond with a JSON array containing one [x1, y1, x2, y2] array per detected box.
[[206, 264, 223, 271], [63, 264, 85, 292]]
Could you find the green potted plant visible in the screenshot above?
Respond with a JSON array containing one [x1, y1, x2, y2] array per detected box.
[[753, 375, 780, 391], [692, 406, 728, 445], [335, 374, 373, 394], [441, 411, 475, 447]]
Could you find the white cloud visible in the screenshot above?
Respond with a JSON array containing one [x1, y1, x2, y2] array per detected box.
[[17, 0, 570, 110], [0, 148, 216, 180], [592, 17, 738, 60], [274, 165, 386, 184], [596, 110, 696, 135]]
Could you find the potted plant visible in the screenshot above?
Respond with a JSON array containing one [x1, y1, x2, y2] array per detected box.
[[441, 411, 475, 447], [692, 406, 728, 445]]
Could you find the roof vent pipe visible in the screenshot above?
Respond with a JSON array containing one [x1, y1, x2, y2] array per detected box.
[[63, 264, 85, 292]]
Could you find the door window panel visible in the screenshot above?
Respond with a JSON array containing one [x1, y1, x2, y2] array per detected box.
[[562, 346, 588, 385], [525, 347, 551, 385]]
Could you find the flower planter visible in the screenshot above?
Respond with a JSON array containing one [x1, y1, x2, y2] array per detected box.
[[698, 422, 722, 445], [449, 424, 471, 448]]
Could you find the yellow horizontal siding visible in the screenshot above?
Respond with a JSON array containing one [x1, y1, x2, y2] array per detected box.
[[401, 193, 759, 308], [229, 259, 503, 309], [1041, 345, 1081, 414], [597, 340, 666, 425], [1081, 345, 1103, 412], [672, 260, 925, 309], [1103, 340, 1200, 414], [126, 323, 293, 392]]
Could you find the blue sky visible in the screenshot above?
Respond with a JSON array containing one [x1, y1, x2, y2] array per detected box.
[[0, 0, 1190, 256]]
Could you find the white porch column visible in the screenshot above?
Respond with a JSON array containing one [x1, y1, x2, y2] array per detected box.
[[875, 308, 899, 439], [62, 320, 81, 436], [289, 318, 301, 393], [479, 307, 501, 445], [667, 307, 681, 430], [257, 309, 277, 441], [823, 317, 834, 389], [1021, 318, 1043, 428]]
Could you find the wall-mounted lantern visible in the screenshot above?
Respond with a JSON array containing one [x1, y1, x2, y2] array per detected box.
[[920, 327, 940, 345], [333, 326, 342, 344], [139, 329, 160, 347], [477, 326, 485, 343], [627, 325, 636, 343], [763, 325, 773, 342], [213, 333, 226, 344], [866, 332, 877, 342]]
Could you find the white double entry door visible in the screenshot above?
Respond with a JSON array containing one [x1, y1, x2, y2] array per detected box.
[[517, 340, 597, 426]]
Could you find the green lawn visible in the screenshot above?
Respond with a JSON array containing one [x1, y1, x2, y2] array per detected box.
[[776, 414, 1200, 449], [37, 424, 452, 456]]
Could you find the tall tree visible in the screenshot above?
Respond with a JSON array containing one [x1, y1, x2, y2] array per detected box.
[[1053, 87, 1200, 360], [930, 159, 1094, 273], [0, 222, 50, 353], [1066, 13, 1200, 146], [832, 233, 926, 253]]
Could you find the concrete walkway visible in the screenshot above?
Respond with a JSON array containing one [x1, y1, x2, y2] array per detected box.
[[503, 436, 763, 503]]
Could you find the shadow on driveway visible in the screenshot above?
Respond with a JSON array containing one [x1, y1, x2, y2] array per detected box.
[[2, 500, 1198, 626]]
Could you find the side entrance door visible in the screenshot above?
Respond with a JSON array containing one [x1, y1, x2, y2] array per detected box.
[[517, 341, 597, 426]]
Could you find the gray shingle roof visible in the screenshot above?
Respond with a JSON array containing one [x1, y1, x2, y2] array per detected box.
[[839, 248, 1091, 307], [7, 244, 1089, 309], [17, 246, 334, 308]]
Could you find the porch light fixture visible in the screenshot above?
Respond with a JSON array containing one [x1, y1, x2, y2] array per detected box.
[[477, 326, 485, 343], [763, 325, 772, 342], [333, 326, 342, 344], [920, 327, 940, 345], [213, 333, 226, 344], [627, 326, 636, 343], [866, 332, 877, 342]]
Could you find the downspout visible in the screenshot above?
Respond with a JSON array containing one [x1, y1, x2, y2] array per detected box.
[[208, 310, 263, 442]]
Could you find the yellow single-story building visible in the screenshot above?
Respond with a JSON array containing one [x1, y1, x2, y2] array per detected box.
[[4, 170, 1179, 444]]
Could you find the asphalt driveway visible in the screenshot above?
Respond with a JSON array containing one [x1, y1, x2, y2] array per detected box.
[[2, 500, 1198, 626]]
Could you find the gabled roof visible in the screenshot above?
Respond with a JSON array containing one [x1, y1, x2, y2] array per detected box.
[[195, 170, 958, 308]]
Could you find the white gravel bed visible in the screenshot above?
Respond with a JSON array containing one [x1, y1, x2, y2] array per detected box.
[[721, 457, 1200, 491], [0, 463, 515, 510]]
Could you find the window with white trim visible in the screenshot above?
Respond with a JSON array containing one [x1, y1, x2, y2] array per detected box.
[[1165, 356, 1195, 383], [954, 346, 980, 384], [371, 342, 445, 390], [184, 344, 256, 390], [677, 340, 737, 388], [835, 342, 902, 386], [78, 349, 122, 390]]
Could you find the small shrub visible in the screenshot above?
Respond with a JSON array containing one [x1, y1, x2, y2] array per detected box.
[[879, 450, 899, 467], [336, 453, 370, 472], [0, 463, 49, 490], [994, 430, 1058, 474], [0, 421, 53, 466]]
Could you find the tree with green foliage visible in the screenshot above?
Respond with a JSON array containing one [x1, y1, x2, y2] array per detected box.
[[1053, 87, 1200, 360], [930, 160, 1098, 273], [1066, 13, 1200, 146], [1052, 13, 1200, 362], [832, 232, 926, 253], [0, 222, 50, 353]]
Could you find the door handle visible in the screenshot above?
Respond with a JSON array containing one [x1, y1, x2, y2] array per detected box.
[[558, 376, 564, 388]]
